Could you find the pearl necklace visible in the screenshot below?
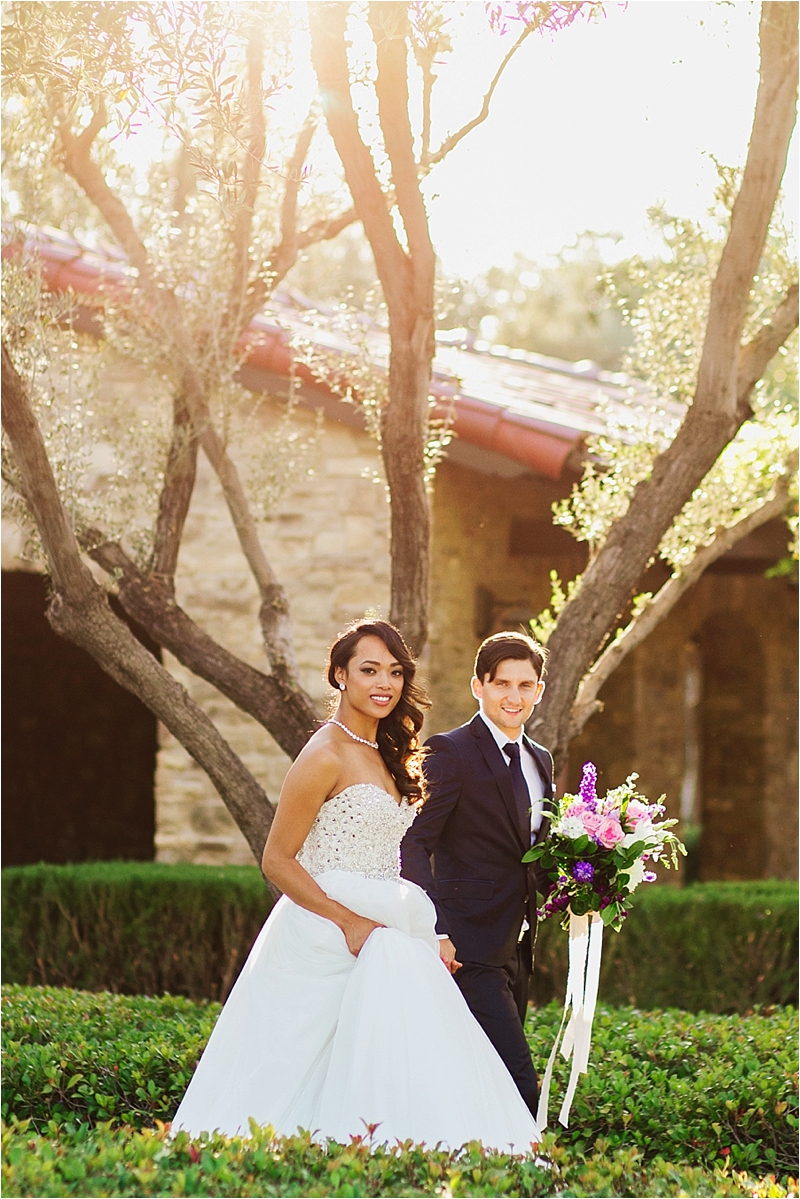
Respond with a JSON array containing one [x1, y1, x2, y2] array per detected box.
[[326, 719, 379, 749]]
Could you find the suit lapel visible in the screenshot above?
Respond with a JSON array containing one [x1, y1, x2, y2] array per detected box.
[[470, 716, 528, 850]]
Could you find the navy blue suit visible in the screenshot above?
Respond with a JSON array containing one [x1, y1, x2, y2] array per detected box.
[[400, 714, 554, 1115]]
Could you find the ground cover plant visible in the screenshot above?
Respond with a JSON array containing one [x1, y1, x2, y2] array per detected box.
[[3, 986, 797, 1182], [4, 866, 796, 1012], [4, 1119, 796, 1198]]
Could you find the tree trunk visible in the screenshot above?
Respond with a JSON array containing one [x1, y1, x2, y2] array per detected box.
[[310, 0, 435, 654], [2, 343, 276, 870], [382, 324, 433, 656]]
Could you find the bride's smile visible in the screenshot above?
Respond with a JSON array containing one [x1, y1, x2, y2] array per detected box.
[[334, 634, 405, 733]]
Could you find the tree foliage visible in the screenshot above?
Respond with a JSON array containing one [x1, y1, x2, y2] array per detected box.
[[1, 0, 797, 858]]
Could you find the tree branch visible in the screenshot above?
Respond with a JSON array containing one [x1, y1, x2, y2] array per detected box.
[[150, 388, 198, 582], [2, 341, 276, 870], [567, 473, 794, 740], [309, 1, 411, 314], [85, 535, 320, 759], [58, 107, 153, 281], [532, 1, 798, 763], [239, 116, 319, 327], [737, 282, 799, 420], [58, 107, 309, 687], [421, 23, 532, 171], [369, 2, 435, 279], [267, 117, 317, 287], [222, 23, 267, 349], [297, 206, 359, 250]]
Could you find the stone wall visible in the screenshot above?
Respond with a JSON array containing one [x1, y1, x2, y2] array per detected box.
[[426, 458, 585, 736], [156, 401, 390, 864], [566, 572, 798, 881], [427, 458, 797, 880], [4, 374, 796, 878]]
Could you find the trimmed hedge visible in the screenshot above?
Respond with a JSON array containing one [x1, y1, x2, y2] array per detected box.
[[3, 865, 797, 1013], [3, 986, 797, 1176], [4, 1121, 794, 1198], [1, 863, 273, 1001], [532, 880, 798, 1013]]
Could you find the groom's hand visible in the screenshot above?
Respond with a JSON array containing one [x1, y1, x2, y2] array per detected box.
[[438, 937, 462, 974]]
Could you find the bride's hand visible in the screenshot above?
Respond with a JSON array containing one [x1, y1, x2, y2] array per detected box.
[[341, 914, 384, 957], [438, 937, 462, 974]]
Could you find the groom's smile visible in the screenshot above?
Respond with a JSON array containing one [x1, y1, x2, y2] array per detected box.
[[471, 658, 545, 734]]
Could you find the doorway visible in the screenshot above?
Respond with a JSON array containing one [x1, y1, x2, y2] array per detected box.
[[2, 571, 158, 865]]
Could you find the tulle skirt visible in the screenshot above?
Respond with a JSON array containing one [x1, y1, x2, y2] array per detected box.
[[172, 870, 540, 1152]]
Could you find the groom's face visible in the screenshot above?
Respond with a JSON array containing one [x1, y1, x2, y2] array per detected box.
[[471, 657, 544, 735]]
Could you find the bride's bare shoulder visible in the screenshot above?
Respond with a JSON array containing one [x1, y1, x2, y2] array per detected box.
[[282, 725, 343, 797]]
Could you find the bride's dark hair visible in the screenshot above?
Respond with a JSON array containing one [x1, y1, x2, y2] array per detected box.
[[327, 620, 430, 803]]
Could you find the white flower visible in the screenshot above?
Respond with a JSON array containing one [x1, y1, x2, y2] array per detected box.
[[554, 816, 586, 840], [625, 858, 647, 891], [622, 823, 654, 847]]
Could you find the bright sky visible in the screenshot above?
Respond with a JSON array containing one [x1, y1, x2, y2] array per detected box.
[[420, 0, 797, 276], [111, 1, 797, 281]]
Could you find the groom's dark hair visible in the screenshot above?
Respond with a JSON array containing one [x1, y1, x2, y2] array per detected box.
[[474, 631, 548, 683]]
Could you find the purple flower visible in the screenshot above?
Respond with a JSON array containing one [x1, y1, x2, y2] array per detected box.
[[572, 860, 595, 883], [552, 893, 571, 911], [600, 895, 613, 909], [579, 762, 598, 811], [643, 870, 657, 883]]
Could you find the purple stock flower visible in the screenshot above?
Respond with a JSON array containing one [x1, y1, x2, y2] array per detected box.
[[572, 860, 595, 883], [578, 762, 598, 811]]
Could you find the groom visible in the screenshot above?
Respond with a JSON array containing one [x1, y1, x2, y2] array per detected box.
[[400, 631, 554, 1117]]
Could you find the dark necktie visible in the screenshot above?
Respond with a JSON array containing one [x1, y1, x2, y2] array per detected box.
[[503, 741, 531, 840]]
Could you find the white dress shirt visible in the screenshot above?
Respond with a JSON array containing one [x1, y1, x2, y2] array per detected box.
[[478, 710, 545, 839]]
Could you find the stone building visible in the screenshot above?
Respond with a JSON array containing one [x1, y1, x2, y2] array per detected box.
[[2, 229, 797, 880]]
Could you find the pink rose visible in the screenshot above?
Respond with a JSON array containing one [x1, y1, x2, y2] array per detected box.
[[597, 817, 625, 848], [582, 811, 603, 835], [565, 801, 588, 819], [625, 801, 652, 834]]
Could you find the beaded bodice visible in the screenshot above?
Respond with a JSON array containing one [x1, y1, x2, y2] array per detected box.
[[298, 783, 416, 881]]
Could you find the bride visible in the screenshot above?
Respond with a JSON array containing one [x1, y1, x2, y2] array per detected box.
[[172, 620, 541, 1152]]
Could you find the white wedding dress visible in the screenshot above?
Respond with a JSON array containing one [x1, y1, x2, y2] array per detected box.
[[172, 783, 541, 1152]]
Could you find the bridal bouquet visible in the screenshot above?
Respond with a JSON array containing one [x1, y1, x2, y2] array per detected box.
[[524, 764, 685, 1130], [523, 762, 685, 931]]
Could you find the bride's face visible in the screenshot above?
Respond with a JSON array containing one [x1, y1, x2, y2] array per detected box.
[[336, 635, 405, 719]]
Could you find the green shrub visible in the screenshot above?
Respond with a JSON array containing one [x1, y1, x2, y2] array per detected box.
[[1, 987, 217, 1130], [3, 986, 797, 1177], [3, 866, 796, 1012], [1, 862, 273, 1001], [3, 1120, 794, 1198], [532, 881, 799, 1013], [525, 1002, 798, 1177]]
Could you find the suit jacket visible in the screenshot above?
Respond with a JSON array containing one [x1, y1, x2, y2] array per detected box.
[[400, 714, 554, 968]]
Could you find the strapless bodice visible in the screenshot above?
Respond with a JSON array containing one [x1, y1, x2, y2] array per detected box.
[[297, 783, 416, 881]]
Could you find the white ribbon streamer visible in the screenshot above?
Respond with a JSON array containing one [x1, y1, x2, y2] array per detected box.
[[536, 910, 604, 1130]]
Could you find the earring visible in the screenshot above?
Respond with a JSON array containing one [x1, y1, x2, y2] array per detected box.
[[339, 683, 346, 691]]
